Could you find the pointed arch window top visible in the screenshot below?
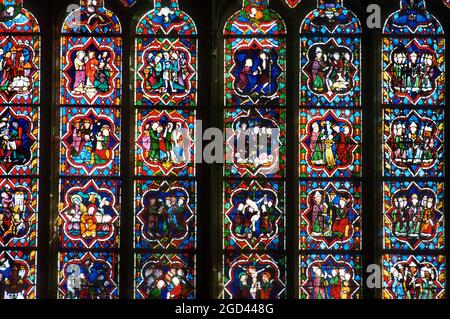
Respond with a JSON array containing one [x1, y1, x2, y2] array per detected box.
[[0, 0, 39, 33], [136, 0, 197, 36], [300, 0, 362, 35], [62, 0, 121, 34], [383, 0, 443, 35], [224, 0, 286, 36], [300, 0, 361, 35], [285, 0, 301, 8], [120, 0, 138, 7]]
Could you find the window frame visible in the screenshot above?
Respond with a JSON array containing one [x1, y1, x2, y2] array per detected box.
[[2, 0, 447, 300]]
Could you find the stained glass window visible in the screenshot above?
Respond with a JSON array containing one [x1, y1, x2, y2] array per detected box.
[[133, 0, 198, 299], [57, 0, 122, 299], [223, 0, 287, 299], [0, 0, 39, 299], [0, 0, 448, 301], [299, 0, 363, 299], [382, 0, 446, 299]]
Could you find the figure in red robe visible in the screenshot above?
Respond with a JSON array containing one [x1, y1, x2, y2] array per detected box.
[[336, 124, 352, 165], [85, 51, 99, 87], [329, 271, 342, 300], [168, 276, 183, 299], [260, 272, 273, 299]]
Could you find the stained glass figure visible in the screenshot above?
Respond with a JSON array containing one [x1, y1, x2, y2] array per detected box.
[[0, 250, 36, 299], [383, 109, 444, 177], [383, 254, 446, 299], [285, 0, 301, 8], [135, 253, 195, 299], [224, 108, 285, 178], [60, 36, 122, 105], [384, 181, 444, 250], [135, 109, 195, 177], [300, 181, 361, 250], [300, 37, 360, 106], [0, 107, 39, 176], [59, 179, 120, 249], [444, 0, 450, 9], [383, 0, 443, 35], [224, 0, 286, 106], [135, 37, 197, 106], [300, 254, 361, 299], [58, 251, 119, 299], [225, 37, 286, 106], [0, 35, 40, 104], [300, 109, 362, 178], [0, 178, 37, 248], [60, 107, 121, 177], [382, 37, 445, 106], [224, 180, 284, 250], [134, 180, 196, 250], [224, 253, 286, 299]]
